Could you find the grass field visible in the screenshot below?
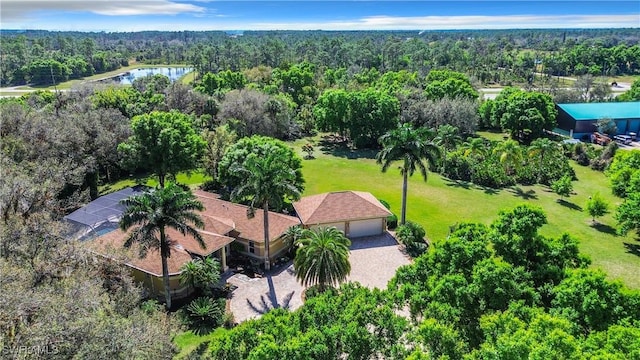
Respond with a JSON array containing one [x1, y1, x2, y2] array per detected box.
[[180, 71, 198, 85], [173, 329, 226, 359], [99, 172, 210, 194], [100, 136, 640, 289], [291, 135, 640, 289]]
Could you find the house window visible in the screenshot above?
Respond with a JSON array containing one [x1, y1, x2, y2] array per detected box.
[[248, 241, 255, 254]]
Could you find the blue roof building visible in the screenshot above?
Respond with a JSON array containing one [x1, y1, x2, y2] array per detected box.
[[555, 102, 640, 140]]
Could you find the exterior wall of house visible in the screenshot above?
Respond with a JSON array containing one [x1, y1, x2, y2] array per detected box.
[[307, 218, 386, 238], [349, 218, 385, 238], [131, 268, 191, 300], [234, 236, 290, 263]]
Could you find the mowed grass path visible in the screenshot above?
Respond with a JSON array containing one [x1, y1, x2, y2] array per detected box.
[[293, 137, 640, 289]]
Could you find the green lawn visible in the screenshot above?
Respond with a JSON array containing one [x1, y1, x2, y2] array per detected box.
[[180, 71, 198, 85], [99, 172, 210, 195], [101, 137, 640, 289], [173, 328, 226, 359], [292, 136, 640, 289]]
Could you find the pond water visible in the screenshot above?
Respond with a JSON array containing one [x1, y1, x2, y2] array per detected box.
[[105, 67, 193, 85]]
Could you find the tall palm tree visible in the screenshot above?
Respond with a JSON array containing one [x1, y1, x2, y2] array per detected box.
[[528, 138, 558, 182], [232, 152, 302, 270], [376, 123, 441, 225], [294, 227, 351, 292], [119, 183, 205, 309], [434, 124, 462, 174], [493, 139, 523, 176]]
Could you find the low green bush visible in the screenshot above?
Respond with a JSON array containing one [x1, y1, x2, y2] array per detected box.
[[378, 198, 398, 229], [186, 297, 225, 334], [396, 221, 428, 257], [387, 213, 398, 230]]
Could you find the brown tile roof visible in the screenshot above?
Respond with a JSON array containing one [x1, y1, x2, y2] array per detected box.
[[86, 188, 299, 275], [293, 191, 392, 225], [201, 214, 235, 236], [193, 190, 301, 243], [87, 227, 234, 276]]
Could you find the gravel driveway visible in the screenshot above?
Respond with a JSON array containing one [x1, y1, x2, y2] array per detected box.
[[225, 232, 411, 323]]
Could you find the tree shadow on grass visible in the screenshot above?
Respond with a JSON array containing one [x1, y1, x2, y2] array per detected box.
[[557, 199, 582, 211], [444, 178, 472, 190], [318, 134, 377, 160], [590, 222, 617, 236], [623, 242, 640, 257], [482, 186, 500, 195], [508, 186, 538, 200]]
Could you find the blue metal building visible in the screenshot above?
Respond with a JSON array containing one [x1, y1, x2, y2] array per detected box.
[[555, 102, 640, 140]]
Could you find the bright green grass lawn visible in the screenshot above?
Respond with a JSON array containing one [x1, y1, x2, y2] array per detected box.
[[173, 328, 226, 359], [98, 172, 210, 194], [180, 71, 198, 85], [293, 136, 640, 289], [100, 138, 639, 289]]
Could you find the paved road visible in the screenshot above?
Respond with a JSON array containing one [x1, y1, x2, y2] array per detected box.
[[480, 82, 630, 100]]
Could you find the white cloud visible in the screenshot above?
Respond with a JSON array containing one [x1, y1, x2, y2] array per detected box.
[[1, 0, 205, 22], [249, 14, 640, 31], [2, 5, 638, 32]]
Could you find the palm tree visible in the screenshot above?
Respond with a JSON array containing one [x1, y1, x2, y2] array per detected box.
[[434, 124, 462, 174], [376, 123, 441, 225], [462, 137, 488, 159], [283, 224, 305, 249], [294, 227, 351, 292], [493, 139, 523, 176], [232, 152, 302, 270], [180, 257, 221, 295], [119, 183, 205, 309], [528, 138, 558, 183]]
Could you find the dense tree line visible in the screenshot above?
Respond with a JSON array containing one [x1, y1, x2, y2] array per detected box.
[[2, 28, 639, 87]]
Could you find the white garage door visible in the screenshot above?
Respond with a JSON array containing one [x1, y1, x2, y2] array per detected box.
[[349, 218, 383, 238], [311, 222, 346, 233]]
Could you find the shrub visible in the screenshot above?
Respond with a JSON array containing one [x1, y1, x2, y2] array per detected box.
[[443, 151, 473, 182], [590, 142, 617, 171], [387, 213, 398, 230], [186, 297, 225, 334], [378, 198, 398, 229], [141, 299, 162, 314], [552, 175, 574, 199], [378, 198, 391, 209], [396, 221, 428, 257], [222, 312, 236, 329], [472, 158, 513, 188]]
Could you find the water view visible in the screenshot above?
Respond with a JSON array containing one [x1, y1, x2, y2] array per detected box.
[[105, 67, 193, 84]]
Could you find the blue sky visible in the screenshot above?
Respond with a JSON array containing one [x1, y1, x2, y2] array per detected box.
[[2, 1, 639, 32]]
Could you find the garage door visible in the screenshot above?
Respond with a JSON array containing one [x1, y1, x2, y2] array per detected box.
[[311, 222, 346, 233], [349, 218, 383, 238]]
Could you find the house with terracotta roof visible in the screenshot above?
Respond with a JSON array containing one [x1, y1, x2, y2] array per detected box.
[[80, 188, 300, 301], [89, 226, 234, 301], [293, 191, 392, 238], [76, 188, 390, 301], [192, 190, 301, 264]]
